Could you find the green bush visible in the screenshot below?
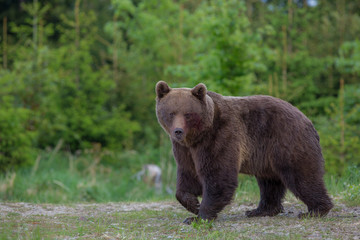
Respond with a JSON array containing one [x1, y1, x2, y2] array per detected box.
[[0, 96, 35, 172], [315, 85, 360, 175]]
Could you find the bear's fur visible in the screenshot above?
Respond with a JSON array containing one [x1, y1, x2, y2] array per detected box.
[[155, 81, 333, 224]]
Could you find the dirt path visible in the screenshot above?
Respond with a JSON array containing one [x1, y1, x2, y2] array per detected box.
[[0, 201, 179, 217], [1, 201, 359, 239]]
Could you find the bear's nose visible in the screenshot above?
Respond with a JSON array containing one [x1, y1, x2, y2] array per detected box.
[[174, 128, 184, 139]]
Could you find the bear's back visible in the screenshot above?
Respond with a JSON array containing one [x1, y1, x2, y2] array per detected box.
[[207, 93, 322, 177]]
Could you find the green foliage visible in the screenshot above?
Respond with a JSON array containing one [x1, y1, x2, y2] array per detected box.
[[166, 0, 268, 95], [1, 0, 140, 154], [315, 84, 360, 175], [336, 40, 360, 81], [0, 0, 360, 178], [0, 96, 35, 172]]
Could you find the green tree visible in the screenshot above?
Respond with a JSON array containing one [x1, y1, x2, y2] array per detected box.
[[166, 0, 269, 96]]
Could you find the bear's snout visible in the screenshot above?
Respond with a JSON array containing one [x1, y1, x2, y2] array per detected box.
[[173, 128, 184, 140]]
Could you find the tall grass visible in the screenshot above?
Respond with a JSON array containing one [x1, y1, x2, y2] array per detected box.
[[0, 145, 176, 203], [325, 165, 360, 206], [1, 145, 359, 205]]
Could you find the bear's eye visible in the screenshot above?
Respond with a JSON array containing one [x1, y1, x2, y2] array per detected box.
[[169, 112, 175, 118], [184, 113, 191, 120]]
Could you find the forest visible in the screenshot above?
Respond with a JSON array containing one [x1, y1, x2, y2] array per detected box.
[[0, 0, 359, 202]]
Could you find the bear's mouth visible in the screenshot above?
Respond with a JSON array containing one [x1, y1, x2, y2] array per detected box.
[[171, 132, 188, 146], [172, 134, 185, 144]]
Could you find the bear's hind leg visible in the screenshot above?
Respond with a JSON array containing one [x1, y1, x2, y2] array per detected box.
[[294, 179, 333, 218], [278, 168, 333, 218], [246, 177, 286, 217]]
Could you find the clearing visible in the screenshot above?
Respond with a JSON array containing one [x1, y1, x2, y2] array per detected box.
[[0, 201, 359, 239]]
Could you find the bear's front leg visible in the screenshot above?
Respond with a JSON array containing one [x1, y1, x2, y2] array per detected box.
[[175, 168, 202, 216], [196, 168, 239, 223], [172, 141, 203, 222]]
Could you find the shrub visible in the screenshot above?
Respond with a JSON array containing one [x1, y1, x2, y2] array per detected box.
[[0, 96, 35, 172]]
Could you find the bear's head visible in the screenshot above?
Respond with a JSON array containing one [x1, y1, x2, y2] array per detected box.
[[155, 81, 214, 147]]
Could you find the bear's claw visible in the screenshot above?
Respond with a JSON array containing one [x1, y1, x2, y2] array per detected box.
[[183, 217, 198, 225]]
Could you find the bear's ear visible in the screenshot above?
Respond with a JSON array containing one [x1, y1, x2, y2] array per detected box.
[[156, 81, 171, 99], [191, 83, 207, 101]]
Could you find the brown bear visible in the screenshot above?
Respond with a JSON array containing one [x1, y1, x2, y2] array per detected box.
[[155, 81, 333, 224]]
